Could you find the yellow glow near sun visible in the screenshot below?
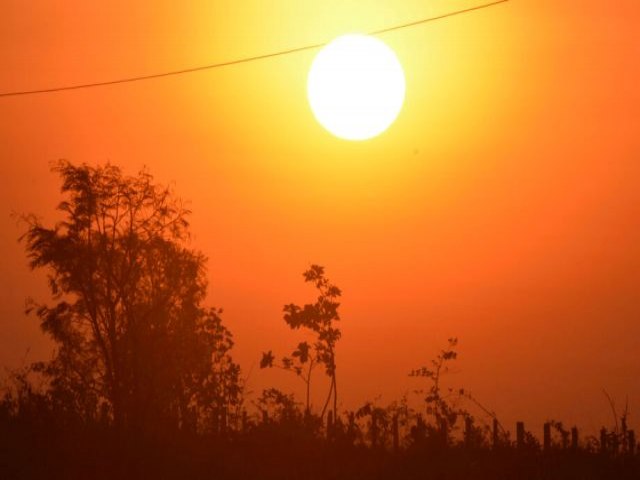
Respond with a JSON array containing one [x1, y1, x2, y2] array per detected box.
[[308, 34, 406, 141]]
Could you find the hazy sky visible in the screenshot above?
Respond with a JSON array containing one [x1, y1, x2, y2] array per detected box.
[[1, 0, 639, 434]]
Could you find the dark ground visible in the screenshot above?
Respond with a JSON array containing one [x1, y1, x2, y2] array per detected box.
[[2, 424, 638, 480]]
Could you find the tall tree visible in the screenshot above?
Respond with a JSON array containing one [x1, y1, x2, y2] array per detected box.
[[262, 265, 341, 420], [21, 160, 241, 435]]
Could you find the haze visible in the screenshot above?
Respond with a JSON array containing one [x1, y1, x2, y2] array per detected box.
[[1, 0, 639, 434]]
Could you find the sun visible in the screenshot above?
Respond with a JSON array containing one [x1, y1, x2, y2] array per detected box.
[[307, 34, 406, 141]]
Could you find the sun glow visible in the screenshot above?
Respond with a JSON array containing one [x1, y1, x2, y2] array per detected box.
[[307, 34, 406, 141]]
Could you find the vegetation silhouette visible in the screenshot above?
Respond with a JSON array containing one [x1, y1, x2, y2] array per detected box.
[[1, 161, 638, 479], [261, 264, 341, 420], [18, 161, 242, 438]]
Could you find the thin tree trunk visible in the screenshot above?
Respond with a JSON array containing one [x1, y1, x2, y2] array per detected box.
[[305, 360, 313, 414], [320, 376, 335, 419], [332, 370, 338, 421]]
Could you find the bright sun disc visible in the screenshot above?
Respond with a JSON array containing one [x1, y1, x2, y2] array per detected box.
[[307, 34, 406, 141]]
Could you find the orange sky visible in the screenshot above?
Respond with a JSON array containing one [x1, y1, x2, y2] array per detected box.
[[1, 0, 639, 434]]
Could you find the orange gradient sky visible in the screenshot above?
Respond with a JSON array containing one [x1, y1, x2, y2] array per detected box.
[[1, 0, 639, 433]]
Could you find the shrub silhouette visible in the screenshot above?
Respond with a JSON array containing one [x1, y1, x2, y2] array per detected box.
[[410, 338, 470, 446]]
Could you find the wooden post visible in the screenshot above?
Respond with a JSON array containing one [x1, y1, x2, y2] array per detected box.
[[543, 422, 551, 451], [464, 416, 473, 448], [392, 414, 400, 453], [571, 427, 579, 451], [492, 418, 499, 449], [628, 430, 636, 455], [612, 431, 620, 454], [241, 409, 248, 433], [371, 410, 378, 448], [516, 422, 525, 450], [413, 414, 426, 443], [348, 412, 356, 442], [600, 428, 608, 454]]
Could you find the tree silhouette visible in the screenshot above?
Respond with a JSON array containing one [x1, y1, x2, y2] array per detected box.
[[260, 342, 316, 414], [410, 338, 467, 444], [20, 160, 241, 436], [261, 265, 341, 420]]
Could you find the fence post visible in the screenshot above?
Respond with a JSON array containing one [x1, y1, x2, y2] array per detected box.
[[600, 428, 608, 454], [348, 412, 356, 442], [464, 416, 473, 448], [571, 427, 579, 451], [371, 410, 378, 448], [413, 414, 426, 443], [543, 422, 551, 452], [392, 414, 399, 453], [492, 418, 499, 449], [516, 421, 525, 450], [612, 431, 620, 454], [241, 409, 248, 433]]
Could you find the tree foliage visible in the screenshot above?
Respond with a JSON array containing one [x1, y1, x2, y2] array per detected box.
[[410, 338, 467, 444], [261, 265, 342, 418], [20, 160, 241, 435]]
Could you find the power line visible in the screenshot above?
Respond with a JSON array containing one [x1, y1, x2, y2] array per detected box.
[[369, 0, 508, 35], [0, 0, 508, 98]]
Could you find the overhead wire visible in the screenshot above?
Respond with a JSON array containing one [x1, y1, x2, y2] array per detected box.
[[0, 0, 509, 98]]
